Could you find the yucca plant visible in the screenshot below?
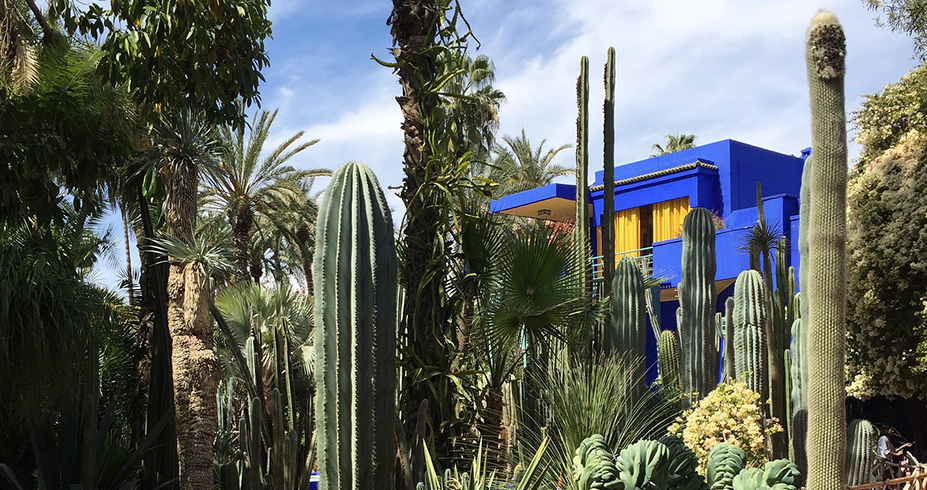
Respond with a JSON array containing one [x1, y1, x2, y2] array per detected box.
[[525, 352, 677, 490]]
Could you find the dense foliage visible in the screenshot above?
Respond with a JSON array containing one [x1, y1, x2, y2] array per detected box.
[[854, 62, 927, 164], [846, 130, 927, 398]]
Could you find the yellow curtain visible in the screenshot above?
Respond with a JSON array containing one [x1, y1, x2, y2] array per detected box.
[[615, 207, 641, 258], [595, 225, 603, 278], [652, 197, 690, 242]]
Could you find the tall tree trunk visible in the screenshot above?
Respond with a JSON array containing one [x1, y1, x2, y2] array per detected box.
[[122, 205, 135, 303], [165, 164, 218, 490], [135, 184, 178, 490], [390, 0, 453, 459], [233, 203, 254, 283]]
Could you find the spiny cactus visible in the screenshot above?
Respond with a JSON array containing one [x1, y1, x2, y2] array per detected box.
[[791, 409, 808, 480], [602, 47, 617, 300], [678, 207, 719, 402], [573, 434, 622, 490], [707, 444, 746, 490], [723, 297, 736, 382], [658, 330, 682, 401], [789, 316, 807, 469], [575, 56, 592, 303], [732, 270, 769, 400], [613, 257, 647, 400], [804, 11, 849, 490], [845, 419, 877, 487], [616, 440, 671, 490], [315, 162, 398, 489], [660, 436, 708, 490]]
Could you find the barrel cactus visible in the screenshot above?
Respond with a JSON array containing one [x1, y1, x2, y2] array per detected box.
[[314, 162, 398, 489], [804, 11, 849, 490], [845, 419, 877, 487]]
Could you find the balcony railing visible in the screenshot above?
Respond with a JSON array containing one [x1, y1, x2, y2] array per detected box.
[[590, 247, 653, 297]]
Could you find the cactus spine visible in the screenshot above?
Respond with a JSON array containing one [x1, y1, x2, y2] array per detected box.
[[658, 330, 682, 401], [804, 11, 848, 490], [315, 162, 398, 489], [845, 419, 877, 487], [602, 47, 617, 302], [732, 270, 769, 401], [613, 257, 647, 399], [678, 207, 718, 401]]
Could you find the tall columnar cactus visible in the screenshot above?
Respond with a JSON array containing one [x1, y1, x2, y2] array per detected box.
[[804, 11, 848, 490], [845, 419, 877, 487], [707, 444, 746, 490], [573, 434, 622, 490], [789, 317, 806, 414], [658, 330, 682, 401], [602, 47, 617, 301], [677, 207, 718, 401], [575, 56, 592, 303], [723, 297, 736, 381], [613, 257, 647, 399], [314, 162, 398, 489], [732, 270, 769, 401]]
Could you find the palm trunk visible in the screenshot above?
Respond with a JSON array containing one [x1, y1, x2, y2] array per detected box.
[[166, 163, 218, 490], [122, 205, 135, 303], [233, 204, 254, 283]]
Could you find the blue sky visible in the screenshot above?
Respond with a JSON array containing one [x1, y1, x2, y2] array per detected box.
[[92, 0, 921, 291]]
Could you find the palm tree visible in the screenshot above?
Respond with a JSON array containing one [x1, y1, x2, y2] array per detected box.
[[145, 109, 222, 490], [489, 129, 572, 196], [203, 108, 328, 283], [439, 52, 506, 162], [650, 133, 698, 157]]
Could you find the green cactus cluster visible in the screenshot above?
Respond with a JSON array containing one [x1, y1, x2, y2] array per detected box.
[[731, 461, 801, 490], [314, 162, 398, 489], [573, 434, 622, 490], [707, 444, 746, 490], [659, 436, 707, 490], [616, 440, 671, 490], [732, 270, 769, 400], [845, 419, 877, 487], [677, 207, 719, 402], [803, 11, 849, 490]]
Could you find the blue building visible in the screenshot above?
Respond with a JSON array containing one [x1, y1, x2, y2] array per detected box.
[[490, 139, 807, 379]]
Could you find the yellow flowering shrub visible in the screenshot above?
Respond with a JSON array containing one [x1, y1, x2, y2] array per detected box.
[[667, 379, 780, 475]]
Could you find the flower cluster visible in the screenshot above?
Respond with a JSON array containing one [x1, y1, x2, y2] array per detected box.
[[667, 379, 780, 475]]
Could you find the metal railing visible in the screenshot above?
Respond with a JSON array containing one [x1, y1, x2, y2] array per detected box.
[[590, 247, 653, 297]]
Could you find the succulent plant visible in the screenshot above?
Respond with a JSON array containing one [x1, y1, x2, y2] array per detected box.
[[803, 11, 849, 490], [707, 444, 746, 490], [616, 440, 670, 490], [732, 270, 769, 400], [314, 162, 398, 489], [677, 207, 719, 402], [574, 434, 623, 490], [845, 419, 877, 487]]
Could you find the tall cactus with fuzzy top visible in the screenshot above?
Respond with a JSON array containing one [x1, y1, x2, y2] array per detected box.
[[804, 11, 848, 490], [845, 419, 877, 487], [575, 56, 592, 307], [678, 207, 718, 401], [732, 270, 769, 401], [314, 162, 398, 489], [613, 257, 647, 400]]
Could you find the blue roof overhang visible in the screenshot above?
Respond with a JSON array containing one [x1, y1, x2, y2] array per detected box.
[[489, 183, 581, 222]]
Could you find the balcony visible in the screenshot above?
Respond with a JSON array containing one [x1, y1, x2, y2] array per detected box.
[[590, 247, 653, 297]]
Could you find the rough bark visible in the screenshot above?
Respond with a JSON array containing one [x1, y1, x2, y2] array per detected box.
[[165, 163, 218, 490], [233, 203, 254, 283]]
